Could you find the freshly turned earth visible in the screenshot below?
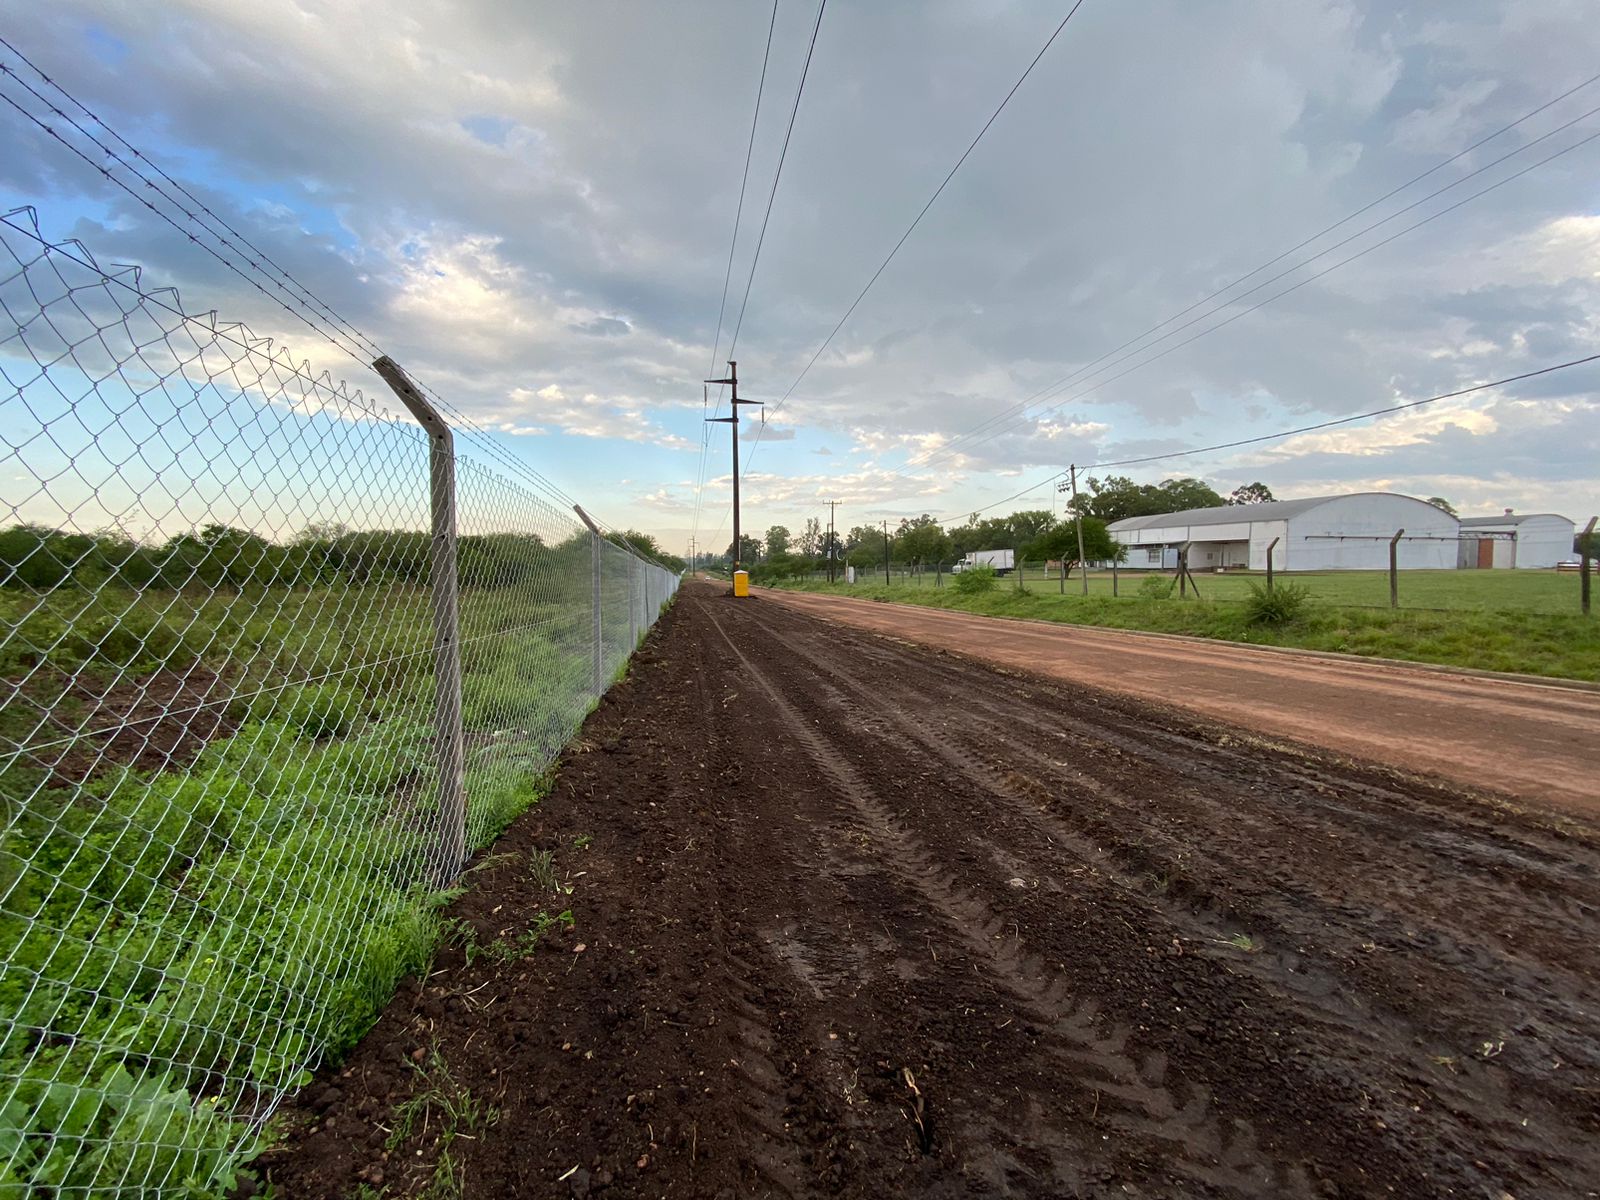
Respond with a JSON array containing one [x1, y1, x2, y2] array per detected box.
[[262, 581, 1600, 1199]]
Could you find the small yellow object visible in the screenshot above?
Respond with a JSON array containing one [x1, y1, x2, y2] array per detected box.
[[733, 570, 750, 597]]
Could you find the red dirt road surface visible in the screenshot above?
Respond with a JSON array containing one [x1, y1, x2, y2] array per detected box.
[[266, 582, 1600, 1199], [765, 587, 1600, 816]]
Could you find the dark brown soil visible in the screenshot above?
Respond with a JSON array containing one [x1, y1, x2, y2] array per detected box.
[[260, 581, 1600, 1199], [7, 663, 237, 784]]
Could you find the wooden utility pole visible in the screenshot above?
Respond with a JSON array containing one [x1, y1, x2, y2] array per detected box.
[[828, 500, 837, 584], [882, 519, 892, 586], [704, 360, 760, 570], [1070, 464, 1088, 596]]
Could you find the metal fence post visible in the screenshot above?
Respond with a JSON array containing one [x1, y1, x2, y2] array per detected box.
[[629, 555, 639, 647], [574, 506, 604, 693], [373, 357, 465, 883]]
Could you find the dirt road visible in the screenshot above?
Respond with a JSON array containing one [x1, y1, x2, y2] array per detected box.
[[267, 583, 1600, 1199], [764, 588, 1600, 816]]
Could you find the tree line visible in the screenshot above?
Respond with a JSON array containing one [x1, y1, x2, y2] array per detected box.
[[0, 521, 684, 593], [745, 475, 1282, 580]]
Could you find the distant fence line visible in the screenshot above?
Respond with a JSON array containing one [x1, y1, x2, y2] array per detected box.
[[755, 554, 1596, 616], [0, 211, 678, 1193]]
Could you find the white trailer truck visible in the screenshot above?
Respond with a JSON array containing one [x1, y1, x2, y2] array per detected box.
[[952, 549, 1014, 575]]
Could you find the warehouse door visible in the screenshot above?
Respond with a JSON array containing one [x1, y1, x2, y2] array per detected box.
[[1477, 539, 1495, 569]]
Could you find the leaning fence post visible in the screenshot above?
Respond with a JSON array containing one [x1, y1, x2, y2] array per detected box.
[[1389, 528, 1405, 609], [574, 506, 604, 693], [373, 357, 465, 883], [1265, 536, 1280, 591]]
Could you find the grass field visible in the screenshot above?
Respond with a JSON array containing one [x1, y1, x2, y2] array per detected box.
[[851, 565, 1591, 615], [0, 580, 649, 1195], [772, 574, 1600, 681]]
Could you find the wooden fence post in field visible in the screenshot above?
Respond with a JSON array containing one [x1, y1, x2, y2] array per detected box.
[[1582, 516, 1596, 616], [1389, 528, 1405, 609], [1112, 560, 1118, 597], [373, 356, 465, 884], [1266, 536, 1280, 592]]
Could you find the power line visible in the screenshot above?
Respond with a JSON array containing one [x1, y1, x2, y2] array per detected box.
[[761, 94, 1600, 545], [946, 352, 1600, 524], [700, 0, 828, 556], [738, 0, 1090, 486], [726, 0, 828, 361], [692, 0, 781, 552], [911, 88, 1600, 475], [0, 41, 620, 528]]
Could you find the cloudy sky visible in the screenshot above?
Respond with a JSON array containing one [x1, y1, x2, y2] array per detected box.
[[2, 0, 1598, 554]]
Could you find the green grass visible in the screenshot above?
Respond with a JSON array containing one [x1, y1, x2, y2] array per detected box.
[[0, 580, 672, 1196], [771, 577, 1600, 681], [854, 565, 1591, 615]]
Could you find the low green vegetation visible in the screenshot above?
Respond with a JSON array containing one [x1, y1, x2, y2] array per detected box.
[[0, 546, 668, 1194], [386, 1046, 499, 1200], [951, 564, 999, 596], [771, 576, 1600, 681]]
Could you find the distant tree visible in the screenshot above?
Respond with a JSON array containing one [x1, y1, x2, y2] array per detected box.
[[764, 525, 791, 558], [844, 523, 886, 570], [1069, 475, 1223, 522], [1227, 482, 1276, 506], [1152, 477, 1225, 513], [725, 534, 761, 566], [797, 518, 822, 557], [895, 514, 948, 564], [1026, 518, 1121, 573], [1425, 497, 1457, 515]]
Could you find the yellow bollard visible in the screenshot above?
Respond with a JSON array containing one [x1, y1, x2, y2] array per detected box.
[[733, 569, 750, 597]]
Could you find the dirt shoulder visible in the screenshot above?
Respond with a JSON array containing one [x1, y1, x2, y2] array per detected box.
[[763, 587, 1600, 818], [262, 582, 1600, 1199]]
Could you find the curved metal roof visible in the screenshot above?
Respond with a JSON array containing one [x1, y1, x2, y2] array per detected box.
[[1458, 513, 1570, 527], [1107, 492, 1450, 532]]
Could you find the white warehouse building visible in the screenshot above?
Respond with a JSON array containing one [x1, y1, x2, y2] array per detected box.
[[1457, 512, 1576, 569], [1108, 492, 1461, 572]]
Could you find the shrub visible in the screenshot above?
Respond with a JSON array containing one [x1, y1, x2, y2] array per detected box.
[[1244, 580, 1313, 625], [952, 565, 998, 596], [1137, 576, 1175, 601]]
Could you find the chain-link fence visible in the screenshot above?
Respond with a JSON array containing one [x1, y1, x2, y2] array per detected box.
[[0, 210, 678, 1195]]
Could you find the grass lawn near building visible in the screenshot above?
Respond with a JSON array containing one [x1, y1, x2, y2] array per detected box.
[[769, 573, 1600, 682], [861, 565, 1589, 616]]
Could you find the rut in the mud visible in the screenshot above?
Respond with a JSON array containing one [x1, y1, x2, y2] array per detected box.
[[263, 581, 1600, 1200]]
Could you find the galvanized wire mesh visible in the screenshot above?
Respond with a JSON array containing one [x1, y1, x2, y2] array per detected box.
[[0, 210, 678, 1195]]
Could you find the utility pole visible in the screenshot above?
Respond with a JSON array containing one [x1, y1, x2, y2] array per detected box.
[[882, 519, 891, 586], [828, 500, 837, 583], [1070, 464, 1088, 596], [704, 360, 761, 571]]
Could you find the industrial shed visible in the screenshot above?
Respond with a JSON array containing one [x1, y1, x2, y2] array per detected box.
[[1457, 512, 1576, 569], [1108, 492, 1461, 572]]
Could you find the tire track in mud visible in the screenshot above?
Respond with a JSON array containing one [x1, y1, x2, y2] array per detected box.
[[769, 614, 1600, 1021], [701, 600, 1301, 1197], [733, 598, 1600, 1198]]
